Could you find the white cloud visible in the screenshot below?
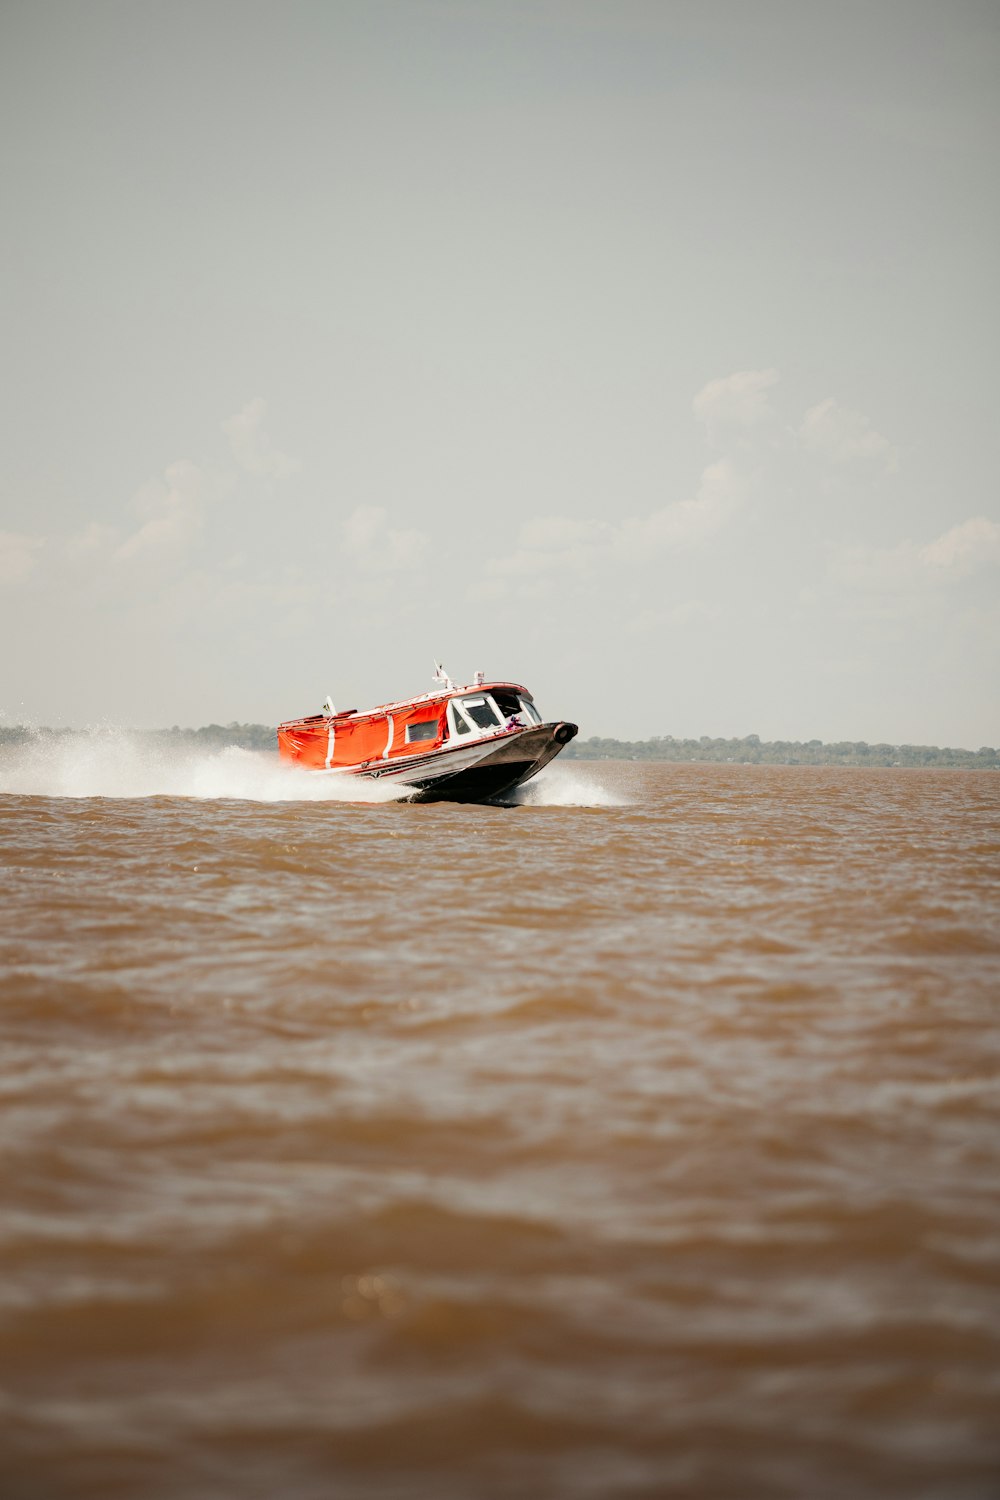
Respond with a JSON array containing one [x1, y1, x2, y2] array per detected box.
[[694, 375, 900, 481], [489, 460, 745, 578], [624, 599, 719, 636], [0, 530, 44, 582], [518, 515, 608, 553], [799, 397, 897, 472], [63, 522, 120, 562], [491, 515, 611, 577], [829, 539, 922, 595], [222, 398, 298, 480], [343, 506, 428, 573], [830, 515, 1000, 599], [919, 516, 1000, 573], [693, 369, 778, 431], [618, 460, 745, 555], [115, 460, 208, 563]]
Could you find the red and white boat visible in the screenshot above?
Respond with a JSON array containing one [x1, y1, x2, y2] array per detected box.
[[277, 665, 578, 803]]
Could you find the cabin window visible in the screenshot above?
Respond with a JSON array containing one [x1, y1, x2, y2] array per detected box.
[[405, 720, 438, 744], [462, 696, 501, 731], [487, 687, 541, 727], [449, 701, 472, 736], [491, 688, 522, 718]]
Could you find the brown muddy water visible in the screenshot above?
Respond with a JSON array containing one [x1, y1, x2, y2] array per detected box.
[[1, 746, 999, 1500]]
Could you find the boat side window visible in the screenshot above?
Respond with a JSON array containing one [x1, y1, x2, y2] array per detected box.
[[461, 695, 501, 731], [518, 696, 541, 725], [405, 720, 438, 744]]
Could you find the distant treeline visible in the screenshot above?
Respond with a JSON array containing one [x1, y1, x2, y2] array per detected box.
[[562, 734, 1000, 768], [1, 723, 997, 768], [0, 723, 278, 751]]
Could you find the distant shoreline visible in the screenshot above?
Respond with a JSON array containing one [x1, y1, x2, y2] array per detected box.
[[1, 724, 997, 770], [562, 735, 999, 769]]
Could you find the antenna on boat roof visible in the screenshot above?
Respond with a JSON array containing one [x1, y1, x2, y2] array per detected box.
[[323, 696, 336, 716], [432, 660, 454, 691], [473, 669, 484, 686]]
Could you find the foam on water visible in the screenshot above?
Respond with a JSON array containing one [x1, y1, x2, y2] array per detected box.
[[507, 762, 628, 807], [0, 732, 624, 806], [0, 733, 404, 803]]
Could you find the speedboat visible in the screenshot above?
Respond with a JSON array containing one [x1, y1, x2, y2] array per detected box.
[[277, 665, 578, 803]]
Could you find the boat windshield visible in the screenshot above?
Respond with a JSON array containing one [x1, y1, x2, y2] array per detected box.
[[450, 690, 541, 739], [459, 695, 501, 731], [492, 687, 541, 726]]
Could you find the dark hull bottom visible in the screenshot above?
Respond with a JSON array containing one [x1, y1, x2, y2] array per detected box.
[[406, 761, 538, 805]]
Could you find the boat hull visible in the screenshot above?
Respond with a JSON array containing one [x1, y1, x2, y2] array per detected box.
[[342, 722, 578, 804]]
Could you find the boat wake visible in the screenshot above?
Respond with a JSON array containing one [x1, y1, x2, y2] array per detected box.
[[504, 763, 627, 808], [0, 733, 625, 807], [0, 733, 405, 803]]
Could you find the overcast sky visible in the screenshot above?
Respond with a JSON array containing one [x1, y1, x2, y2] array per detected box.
[[2, 0, 998, 745]]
